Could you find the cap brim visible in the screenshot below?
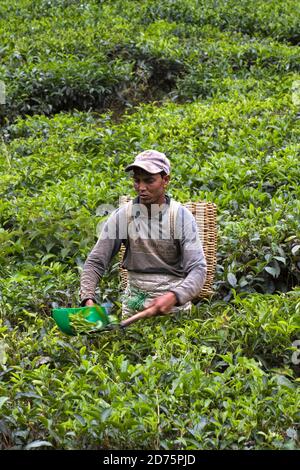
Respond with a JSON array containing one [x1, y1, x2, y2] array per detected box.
[[124, 163, 162, 174]]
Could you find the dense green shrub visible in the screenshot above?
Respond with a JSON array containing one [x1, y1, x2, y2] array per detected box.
[[2, 85, 299, 299], [0, 290, 299, 449], [143, 0, 300, 44], [0, 0, 299, 123]]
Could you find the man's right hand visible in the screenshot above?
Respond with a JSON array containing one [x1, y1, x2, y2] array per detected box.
[[85, 299, 95, 306], [121, 305, 158, 327]]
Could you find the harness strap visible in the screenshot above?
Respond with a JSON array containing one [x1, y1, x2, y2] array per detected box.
[[169, 199, 181, 239]]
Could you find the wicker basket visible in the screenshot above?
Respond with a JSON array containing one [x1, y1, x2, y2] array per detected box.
[[118, 196, 217, 300]]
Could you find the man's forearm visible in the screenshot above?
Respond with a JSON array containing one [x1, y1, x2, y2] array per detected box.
[[169, 259, 207, 305], [80, 235, 122, 303], [80, 259, 104, 303], [170, 207, 207, 305]]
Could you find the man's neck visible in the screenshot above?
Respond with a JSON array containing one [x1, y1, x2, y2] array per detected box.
[[140, 195, 167, 215], [154, 195, 166, 206], [134, 194, 170, 206]]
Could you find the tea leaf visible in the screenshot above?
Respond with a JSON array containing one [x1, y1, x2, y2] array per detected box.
[[25, 441, 53, 450]]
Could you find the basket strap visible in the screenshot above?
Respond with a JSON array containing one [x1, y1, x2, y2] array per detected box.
[[119, 199, 133, 256], [126, 199, 133, 238], [169, 199, 181, 239]]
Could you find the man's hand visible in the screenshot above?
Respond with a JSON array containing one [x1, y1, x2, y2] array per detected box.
[[121, 291, 177, 327], [85, 299, 95, 306], [146, 291, 177, 315]]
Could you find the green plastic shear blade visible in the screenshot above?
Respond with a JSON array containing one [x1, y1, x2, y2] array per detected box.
[[52, 305, 112, 336]]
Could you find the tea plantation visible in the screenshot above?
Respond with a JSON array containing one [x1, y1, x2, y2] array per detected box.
[[0, 0, 299, 450]]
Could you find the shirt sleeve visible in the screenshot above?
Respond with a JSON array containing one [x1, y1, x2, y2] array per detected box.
[[168, 207, 207, 305], [79, 206, 127, 303]]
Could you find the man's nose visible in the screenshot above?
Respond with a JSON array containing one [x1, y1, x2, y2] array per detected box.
[[138, 182, 147, 191]]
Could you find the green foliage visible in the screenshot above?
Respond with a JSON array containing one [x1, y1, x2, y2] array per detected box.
[[0, 290, 299, 449], [0, 0, 299, 451], [1, 94, 299, 298], [0, 0, 299, 123]]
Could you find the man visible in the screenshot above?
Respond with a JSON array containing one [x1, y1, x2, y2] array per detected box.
[[80, 150, 207, 325]]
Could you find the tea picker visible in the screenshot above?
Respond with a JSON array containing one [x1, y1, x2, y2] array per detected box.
[[53, 150, 216, 334], [80, 151, 212, 318], [53, 150, 216, 335]]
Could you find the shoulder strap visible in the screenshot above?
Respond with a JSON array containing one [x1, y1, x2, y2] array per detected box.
[[169, 199, 181, 239], [126, 199, 133, 222], [126, 200, 133, 239], [119, 199, 133, 261]]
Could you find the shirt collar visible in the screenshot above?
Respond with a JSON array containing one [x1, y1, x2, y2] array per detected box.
[[132, 194, 171, 217]]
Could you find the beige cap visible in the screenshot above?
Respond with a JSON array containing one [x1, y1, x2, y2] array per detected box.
[[125, 150, 170, 175]]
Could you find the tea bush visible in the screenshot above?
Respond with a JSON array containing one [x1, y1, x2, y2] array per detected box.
[[1, 0, 299, 123], [1, 92, 299, 298], [0, 289, 299, 449]]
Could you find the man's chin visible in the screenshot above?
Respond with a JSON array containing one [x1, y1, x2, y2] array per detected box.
[[139, 195, 152, 203]]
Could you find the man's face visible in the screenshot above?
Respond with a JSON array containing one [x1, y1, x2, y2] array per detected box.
[[132, 168, 169, 204]]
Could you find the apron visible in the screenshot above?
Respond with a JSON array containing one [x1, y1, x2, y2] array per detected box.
[[122, 271, 192, 318]]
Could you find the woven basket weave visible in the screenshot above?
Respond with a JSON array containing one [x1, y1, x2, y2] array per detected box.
[[118, 196, 217, 300]]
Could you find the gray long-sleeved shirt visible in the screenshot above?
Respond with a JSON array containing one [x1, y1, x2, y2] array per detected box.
[[80, 195, 207, 306]]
